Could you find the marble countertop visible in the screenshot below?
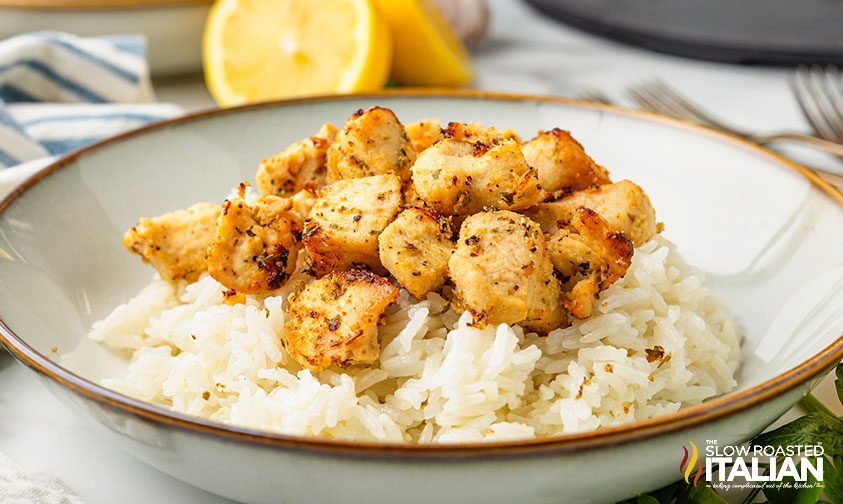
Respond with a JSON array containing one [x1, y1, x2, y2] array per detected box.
[[1, 1, 841, 503]]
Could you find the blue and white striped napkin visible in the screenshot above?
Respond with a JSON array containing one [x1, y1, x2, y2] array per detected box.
[[0, 32, 182, 174], [0, 32, 186, 500]]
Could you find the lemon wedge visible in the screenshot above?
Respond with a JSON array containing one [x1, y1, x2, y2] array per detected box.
[[203, 0, 392, 106], [373, 0, 472, 87]]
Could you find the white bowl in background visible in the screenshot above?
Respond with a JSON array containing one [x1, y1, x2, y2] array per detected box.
[[0, 0, 210, 76]]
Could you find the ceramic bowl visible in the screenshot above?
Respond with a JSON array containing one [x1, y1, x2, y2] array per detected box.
[[0, 0, 210, 76], [0, 91, 841, 504]]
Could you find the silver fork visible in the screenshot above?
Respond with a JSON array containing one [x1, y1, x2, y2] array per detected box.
[[627, 80, 843, 157], [790, 65, 843, 143], [624, 80, 843, 186], [577, 90, 612, 105]]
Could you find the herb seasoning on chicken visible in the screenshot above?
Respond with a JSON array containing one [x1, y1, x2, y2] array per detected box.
[[521, 128, 611, 195], [411, 123, 545, 215], [284, 270, 399, 371], [378, 207, 454, 298], [449, 210, 566, 332], [302, 173, 402, 276], [327, 107, 416, 181], [206, 188, 300, 294], [123, 202, 221, 282]]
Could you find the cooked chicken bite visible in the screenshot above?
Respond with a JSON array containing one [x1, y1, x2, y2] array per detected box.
[[378, 208, 454, 298], [524, 180, 659, 246], [548, 207, 633, 318], [302, 174, 402, 276], [401, 181, 428, 209], [442, 122, 521, 144], [327, 107, 416, 181], [284, 270, 399, 371], [411, 136, 545, 215], [207, 190, 299, 294], [316, 122, 339, 144], [449, 210, 566, 332], [521, 128, 611, 194], [405, 119, 444, 153], [123, 203, 220, 282], [256, 136, 329, 197]]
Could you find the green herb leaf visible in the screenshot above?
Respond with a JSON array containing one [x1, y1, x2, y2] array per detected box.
[[824, 455, 843, 504], [752, 412, 843, 456], [686, 485, 728, 504], [836, 362, 842, 408], [648, 482, 684, 503], [637, 496, 660, 504]]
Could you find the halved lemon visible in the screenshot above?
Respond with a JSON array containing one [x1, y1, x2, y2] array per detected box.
[[203, 0, 392, 106], [373, 0, 472, 87]]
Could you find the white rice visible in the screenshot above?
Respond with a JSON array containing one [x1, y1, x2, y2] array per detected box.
[[89, 236, 741, 443]]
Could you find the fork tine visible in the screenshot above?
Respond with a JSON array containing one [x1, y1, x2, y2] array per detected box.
[[627, 84, 696, 121], [808, 65, 843, 140], [790, 65, 840, 141], [578, 91, 613, 105], [627, 80, 752, 137], [627, 87, 671, 116], [639, 83, 699, 121], [646, 81, 714, 123], [645, 80, 749, 135], [820, 65, 843, 139]]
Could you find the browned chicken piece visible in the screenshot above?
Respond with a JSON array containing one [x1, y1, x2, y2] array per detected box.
[[302, 174, 402, 276], [378, 208, 454, 298], [524, 180, 659, 246], [547, 207, 634, 318], [401, 181, 429, 209], [449, 210, 566, 333], [501, 128, 523, 144], [326, 107, 417, 181], [284, 270, 399, 371], [255, 136, 329, 197], [288, 189, 316, 227], [206, 189, 300, 294], [123, 203, 220, 282], [316, 122, 339, 144], [521, 128, 611, 194], [411, 136, 546, 215], [442, 122, 521, 144], [405, 119, 444, 153]]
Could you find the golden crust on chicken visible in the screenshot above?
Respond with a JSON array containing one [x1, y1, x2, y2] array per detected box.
[[411, 135, 546, 215], [316, 122, 339, 144], [302, 174, 402, 276], [123, 202, 220, 282], [548, 207, 633, 318], [524, 180, 659, 246], [206, 190, 299, 295], [405, 119, 444, 153], [378, 207, 454, 298], [284, 270, 399, 371], [327, 107, 416, 181], [521, 128, 611, 194], [449, 210, 566, 333], [442, 122, 521, 145], [256, 136, 329, 197]]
